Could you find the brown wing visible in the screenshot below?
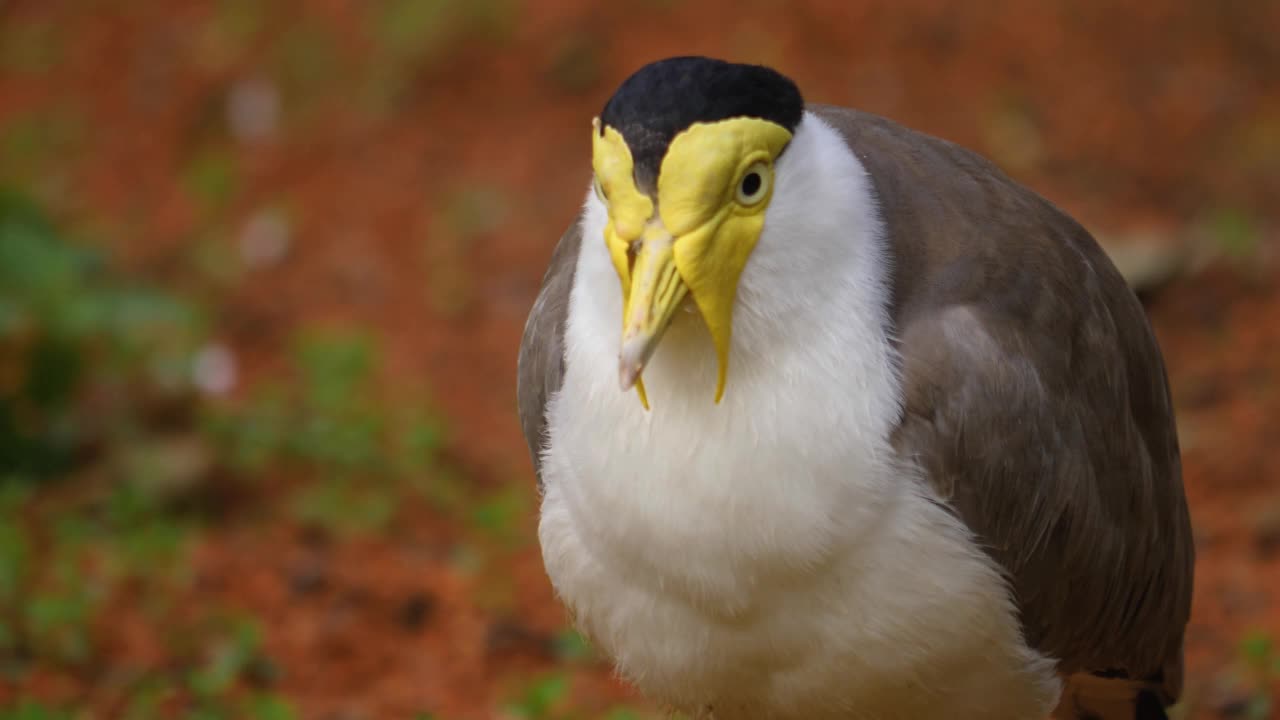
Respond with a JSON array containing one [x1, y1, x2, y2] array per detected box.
[[811, 105, 1194, 706], [517, 220, 583, 488]]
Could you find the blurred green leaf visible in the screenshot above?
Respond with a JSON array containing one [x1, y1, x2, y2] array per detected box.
[[1245, 695, 1273, 720], [444, 185, 508, 238], [187, 708, 229, 720], [249, 694, 297, 720], [0, 700, 74, 720], [397, 412, 445, 475], [25, 587, 94, 664], [0, 515, 29, 605], [0, 111, 81, 185], [23, 338, 81, 407], [292, 477, 394, 533], [0, 188, 205, 481], [375, 0, 453, 57], [214, 0, 266, 45], [183, 149, 239, 213], [507, 673, 570, 719], [121, 684, 171, 720], [1207, 208, 1261, 261], [1241, 631, 1274, 667], [297, 333, 374, 408], [204, 325, 454, 536], [289, 333, 386, 473], [275, 23, 342, 120], [471, 487, 526, 539], [190, 616, 264, 698], [209, 387, 288, 472], [551, 628, 593, 662]]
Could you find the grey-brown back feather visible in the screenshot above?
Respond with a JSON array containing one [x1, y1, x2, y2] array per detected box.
[[517, 221, 582, 489], [810, 105, 1193, 705]]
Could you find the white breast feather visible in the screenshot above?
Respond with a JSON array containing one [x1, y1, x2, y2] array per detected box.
[[538, 112, 1061, 719]]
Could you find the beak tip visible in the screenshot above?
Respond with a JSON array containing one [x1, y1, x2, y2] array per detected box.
[[618, 334, 647, 391], [618, 359, 641, 391]]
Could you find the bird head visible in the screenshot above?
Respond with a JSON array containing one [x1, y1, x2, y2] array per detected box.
[[591, 56, 803, 408]]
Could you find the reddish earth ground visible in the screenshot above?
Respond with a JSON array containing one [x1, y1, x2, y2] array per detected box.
[[2, 1, 1279, 718]]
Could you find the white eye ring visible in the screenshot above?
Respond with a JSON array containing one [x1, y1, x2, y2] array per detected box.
[[736, 162, 770, 206], [593, 176, 608, 205]]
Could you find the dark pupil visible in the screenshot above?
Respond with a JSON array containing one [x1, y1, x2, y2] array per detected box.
[[740, 172, 762, 197]]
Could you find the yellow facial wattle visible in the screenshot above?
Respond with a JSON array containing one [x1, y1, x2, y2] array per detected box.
[[591, 115, 792, 408], [591, 118, 652, 293]]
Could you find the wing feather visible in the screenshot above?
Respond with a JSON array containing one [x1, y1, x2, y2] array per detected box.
[[517, 220, 583, 488], [811, 105, 1194, 703]]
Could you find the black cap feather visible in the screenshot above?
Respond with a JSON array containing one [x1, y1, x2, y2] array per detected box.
[[599, 57, 803, 191]]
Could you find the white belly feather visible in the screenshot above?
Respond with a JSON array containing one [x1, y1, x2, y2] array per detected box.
[[539, 364, 1059, 719], [537, 113, 1061, 719]]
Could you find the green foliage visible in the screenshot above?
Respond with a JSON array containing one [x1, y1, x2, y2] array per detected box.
[[291, 474, 396, 532], [470, 486, 527, 541], [215, 388, 287, 472], [23, 586, 95, 664], [1235, 631, 1280, 719], [0, 190, 209, 674], [248, 695, 297, 720], [551, 628, 594, 663], [188, 616, 264, 698], [0, 700, 75, 720], [373, 0, 515, 60], [374, 0, 456, 58], [0, 489, 101, 668], [211, 332, 436, 478], [207, 330, 449, 533], [1206, 207, 1262, 262], [194, 0, 268, 71], [0, 486, 30, 606], [441, 185, 508, 239], [363, 0, 516, 111], [292, 333, 383, 471], [272, 23, 342, 125], [104, 478, 191, 574], [213, 0, 266, 47], [427, 184, 509, 317], [1241, 632, 1280, 671], [0, 188, 205, 481], [182, 149, 240, 215], [0, 168, 471, 718], [505, 672, 570, 719], [0, 474, 196, 672], [0, 110, 81, 191], [182, 614, 296, 720]]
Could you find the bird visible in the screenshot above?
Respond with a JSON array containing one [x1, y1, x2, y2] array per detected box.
[[517, 56, 1194, 720]]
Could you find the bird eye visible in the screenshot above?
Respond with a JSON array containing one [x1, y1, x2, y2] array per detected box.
[[736, 163, 770, 206], [593, 176, 608, 205]]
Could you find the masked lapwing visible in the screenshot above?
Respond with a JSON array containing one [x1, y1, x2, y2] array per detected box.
[[517, 56, 1194, 720]]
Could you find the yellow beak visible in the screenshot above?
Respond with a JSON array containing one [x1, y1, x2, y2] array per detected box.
[[618, 218, 688, 391]]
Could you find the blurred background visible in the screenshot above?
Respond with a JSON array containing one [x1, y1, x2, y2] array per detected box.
[[1, 1, 1278, 718]]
